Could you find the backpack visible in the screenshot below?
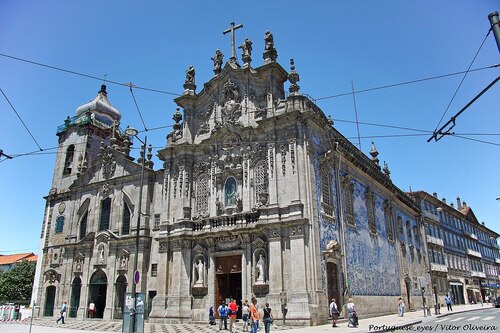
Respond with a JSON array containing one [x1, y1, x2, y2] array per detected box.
[[219, 305, 228, 317]]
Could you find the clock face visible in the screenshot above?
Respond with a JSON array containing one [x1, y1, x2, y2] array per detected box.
[[58, 203, 66, 214]]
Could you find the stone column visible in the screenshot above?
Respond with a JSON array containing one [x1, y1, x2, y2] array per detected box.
[[267, 227, 284, 319], [164, 239, 192, 323], [149, 241, 169, 320], [287, 225, 310, 323]]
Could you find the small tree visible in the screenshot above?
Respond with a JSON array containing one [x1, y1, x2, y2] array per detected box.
[[0, 260, 36, 303]]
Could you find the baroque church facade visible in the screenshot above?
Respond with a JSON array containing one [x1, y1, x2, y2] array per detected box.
[[33, 30, 430, 324]]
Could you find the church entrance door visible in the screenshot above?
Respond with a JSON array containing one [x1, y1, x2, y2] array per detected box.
[[326, 262, 340, 305], [43, 286, 56, 316], [215, 255, 242, 318], [89, 270, 107, 318]]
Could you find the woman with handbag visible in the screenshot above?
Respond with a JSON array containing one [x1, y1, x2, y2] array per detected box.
[[262, 302, 273, 333]]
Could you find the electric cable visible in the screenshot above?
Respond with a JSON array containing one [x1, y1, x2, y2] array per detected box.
[[129, 84, 148, 131], [433, 29, 492, 131], [1, 87, 44, 151]]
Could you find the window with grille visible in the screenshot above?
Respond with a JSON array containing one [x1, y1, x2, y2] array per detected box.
[[79, 212, 88, 240], [122, 202, 131, 235], [321, 172, 331, 205], [63, 145, 75, 175], [384, 201, 394, 241], [196, 174, 209, 217], [99, 198, 111, 231], [366, 190, 376, 234], [254, 160, 268, 205], [56, 216, 64, 233], [343, 177, 354, 225], [151, 264, 158, 277], [154, 214, 160, 230]]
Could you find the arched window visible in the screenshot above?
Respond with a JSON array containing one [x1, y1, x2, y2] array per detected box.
[[99, 198, 111, 231], [56, 216, 64, 233], [224, 177, 237, 207], [195, 174, 209, 217], [79, 212, 88, 240], [63, 145, 75, 175], [122, 202, 131, 235], [254, 160, 268, 206]]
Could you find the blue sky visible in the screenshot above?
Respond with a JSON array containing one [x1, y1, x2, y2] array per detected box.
[[1, 0, 499, 254]]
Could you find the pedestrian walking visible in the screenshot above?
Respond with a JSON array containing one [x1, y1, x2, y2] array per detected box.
[[218, 301, 228, 330], [56, 301, 67, 324], [250, 297, 260, 333], [88, 300, 95, 318], [242, 300, 250, 332], [329, 298, 339, 327], [445, 294, 453, 311], [209, 305, 216, 325], [346, 298, 358, 328], [262, 302, 273, 333], [228, 299, 238, 333], [397, 297, 405, 317]]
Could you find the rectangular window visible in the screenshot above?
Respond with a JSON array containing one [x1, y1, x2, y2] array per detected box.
[[151, 263, 158, 277], [154, 214, 160, 230], [99, 198, 111, 231]]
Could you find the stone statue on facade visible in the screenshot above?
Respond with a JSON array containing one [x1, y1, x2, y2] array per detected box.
[[256, 254, 266, 284], [183, 65, 196, 95], [263, 30, 277, 63], [99, 247, 105, 263], [238, 38, 252, 66], [211, 49, 224, 75], [194, 259, 205, 286]]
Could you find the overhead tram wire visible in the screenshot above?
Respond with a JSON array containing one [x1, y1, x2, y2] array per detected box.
[[433, 29, 492, 132], [0, 53, 181, 97], [1, 87, 44, 151], [315, 64, 499, 101], [129, 83, 148, 131]]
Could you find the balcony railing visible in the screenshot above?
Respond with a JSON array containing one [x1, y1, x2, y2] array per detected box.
[[495, 258, 500, 264], [430, 263, 448, 273], [463, 230, 478, 240], [471, 270, 486, 278], [321, 202, 335, 218], [191, 211, 260, 231], [426, 235, 444, 247], [423, 210, 440, 223], [467, 249, 482, 258]]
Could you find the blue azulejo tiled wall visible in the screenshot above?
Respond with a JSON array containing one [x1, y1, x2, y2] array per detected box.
[[344, 181, 400, 296]]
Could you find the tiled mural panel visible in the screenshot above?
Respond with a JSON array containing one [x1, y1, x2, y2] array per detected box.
[[397, 210, 423, 296], [345, 181, 400, 296]]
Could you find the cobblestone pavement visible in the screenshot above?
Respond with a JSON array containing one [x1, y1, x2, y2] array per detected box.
[[0, 303, 492, 333]]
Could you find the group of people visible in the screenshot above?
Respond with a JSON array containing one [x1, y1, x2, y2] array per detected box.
[[210, 297, 273, 333]]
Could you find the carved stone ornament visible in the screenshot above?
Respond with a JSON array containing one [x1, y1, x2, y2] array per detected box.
[[290, 225, 304, 236], [117, 249, 130, 271], [101, 150, 116, 179], [268, 228, 280, 239], [220, 80, 242, 124], [101, 183, 111, 197], [74, 254, 84, 273], [193, 244, 206, 255], [252, 237, 266, 249], [323, 240, 341, 260], [159, 242, 168, 252], [215, 235, 241, 251], [44, 269, 60, 284]]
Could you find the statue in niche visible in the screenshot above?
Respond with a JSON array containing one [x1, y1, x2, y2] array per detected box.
[[211, 49, 224, 75], [120, 256, 128, 270], [194, 259, 205, 286], [99, 247, 105, 263], [225, 177, 237, 207], [256, 254, 266, 284]]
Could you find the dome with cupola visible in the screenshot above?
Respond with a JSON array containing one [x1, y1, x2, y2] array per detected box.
[[76, 84, 121, 124]]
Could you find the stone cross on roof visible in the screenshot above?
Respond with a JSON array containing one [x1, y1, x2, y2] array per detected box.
[[223, 22, 243, 63]]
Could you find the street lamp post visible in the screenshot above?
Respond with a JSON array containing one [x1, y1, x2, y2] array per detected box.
[[125, 127, 146, 333]]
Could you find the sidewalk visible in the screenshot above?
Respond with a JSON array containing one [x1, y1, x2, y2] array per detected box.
[[277, 303, 490, 333], [0, 303, 491, 333]]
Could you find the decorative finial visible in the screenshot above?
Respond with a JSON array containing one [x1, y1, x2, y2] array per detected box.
[[173, 107, 183, 135], [383, 161, 391, 178], [370, 141, 380, 168], [211, 49, 224, 75], [263, 30, 277, 64], [99, 84, 107, 96], [145, 144, 154, 169], [183, 65, 196, 95], [288, 59, 300, 95], [327, 115, 334, 126]]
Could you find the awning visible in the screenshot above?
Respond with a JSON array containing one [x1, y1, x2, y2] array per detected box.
[[449, 282, 462, 286]]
